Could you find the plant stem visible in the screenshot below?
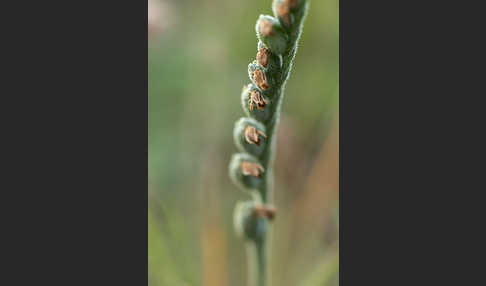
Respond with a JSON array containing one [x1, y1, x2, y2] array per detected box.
[[234, 2, 310, 286], [256, 237, 267, 286], [245, 243, 257, 286], [253, 3, 309, 283], [246, 218, 268, 286]]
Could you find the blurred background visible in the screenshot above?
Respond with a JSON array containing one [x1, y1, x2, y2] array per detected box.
[[148, 0, 338, 285]]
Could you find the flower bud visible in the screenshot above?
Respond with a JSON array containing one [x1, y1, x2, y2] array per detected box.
[[257, 41, 282, 72], [234, 201, 268, 242], [255, 15, 288, 55], [229, 153, 265, 192], [234, 117, 267, 157], [273, 0, 292, 28], [257, 47, 270, 68], [248, 62, 273, 91], [273, 0, 308, 30], [241, 84, 272, 123]]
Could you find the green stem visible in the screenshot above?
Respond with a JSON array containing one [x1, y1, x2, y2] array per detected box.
[[256, 237, 267, 286], [246, 243, 257, 286], [246, 219, 268, 286], [253, 3, 309, 285], [258, 1, 310, 202]]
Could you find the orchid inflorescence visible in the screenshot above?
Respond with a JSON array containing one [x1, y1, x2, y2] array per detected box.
[[229, 1, 309, 285]]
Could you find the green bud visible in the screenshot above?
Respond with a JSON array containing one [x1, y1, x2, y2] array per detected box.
[[241, 84, 272, 123], [234, 201, 267, 242], [229, 153, 265, 192], [256, 15, 288, 55], [257, 41, 282, 72], [234, 117, 267, 157], [248, 61, 275, 93], [272, 0, 294, 29]]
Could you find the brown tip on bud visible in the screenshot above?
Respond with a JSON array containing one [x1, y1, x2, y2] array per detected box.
[[286, 0, 298, 9], [252, 69, 269, 90], [256, 48, 270, 68], [244, 126, 267, 145], [276, 2, 290, 26], [248, 90, 268, 111], [259, 19, 274, 36], [240, 161, 265, 178], [253, 205, 277, 220]]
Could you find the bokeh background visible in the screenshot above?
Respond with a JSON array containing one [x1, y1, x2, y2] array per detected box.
[[148, 0, 338, 285]]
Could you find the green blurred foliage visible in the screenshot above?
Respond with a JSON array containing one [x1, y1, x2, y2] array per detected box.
[[149, 0, 338, 285]]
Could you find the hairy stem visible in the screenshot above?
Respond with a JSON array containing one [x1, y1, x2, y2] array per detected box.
[[254, 3, 309, 286]]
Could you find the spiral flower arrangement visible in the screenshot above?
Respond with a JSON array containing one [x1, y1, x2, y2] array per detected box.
[[229, 0, 310, 285]]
